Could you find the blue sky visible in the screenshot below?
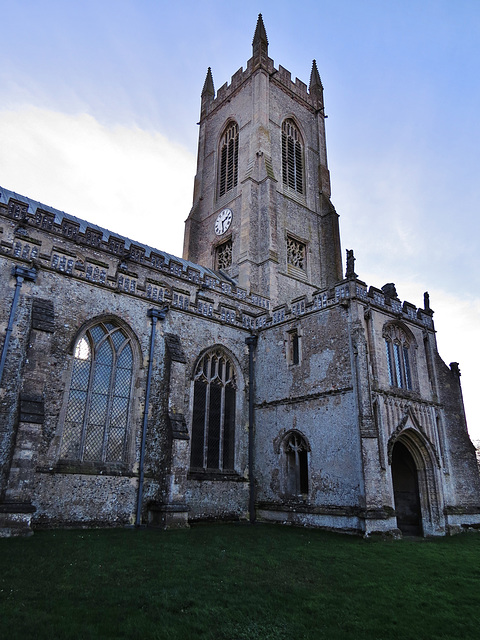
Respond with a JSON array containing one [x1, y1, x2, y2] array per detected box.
[[1, 0, 479, 438]]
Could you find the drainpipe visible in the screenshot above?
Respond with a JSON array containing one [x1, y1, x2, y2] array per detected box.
[[136, 306, 168, 527], [0, 265, 37, 386], [245, 334, 258, 524]]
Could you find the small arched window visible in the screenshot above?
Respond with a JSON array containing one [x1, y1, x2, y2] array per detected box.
[[384, 324, 413, 390], [282, 119, 304, 193], [60, 321, 134, 463], [190, 349, 236, 471], [218, 122, 239, 198], [284, 431, 309, 496]]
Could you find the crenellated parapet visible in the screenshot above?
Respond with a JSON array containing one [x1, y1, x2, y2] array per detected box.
[[201, 14, 324, 119], [0, 187, 435, 338], [202, 58, 324, 119]]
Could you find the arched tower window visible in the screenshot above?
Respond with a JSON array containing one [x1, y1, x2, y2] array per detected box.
[[190, 348, 237, 471], [60, 321, 134, 463], [218, 122, 239, 198], [282, 119, 304, 193], [283, 431, 309, 496], [384, 324, 413, 391]]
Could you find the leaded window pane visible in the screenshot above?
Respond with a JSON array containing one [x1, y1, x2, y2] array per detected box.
[[90, 325, 106, 342], [117, 343, 133, 369], [385, 339, 395, 386], [92, 362, 112, 395], [61, 422, 82, 459], [107, 427, 126, 462], [223, 385, 235, 470], [394, 343, 403, 387], [403, 347, 412, 390], [74, 337, 90, 361], [96, 340, 113, 365], [190, 350, 237, 471], [190, 380, 207, 468], [83, 420, 104, 461], [61, 321, 134, 464], [384, 324, 413, 391], [207, 384, 222, 469], [65, 389, 88, 423], [71, 358, 91, 391], [111, 329, 127, 350]]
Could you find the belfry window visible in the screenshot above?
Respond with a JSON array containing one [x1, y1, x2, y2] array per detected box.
[[286, 235, 306, 271], [384, 324, 413, 390], [190, 349, 236, 471], [282, 119, 304, 193], [216, 239, 233, 270], [218, 122, 239, 198], [284, 431, 309, 496], [60, 321, 134, 463]]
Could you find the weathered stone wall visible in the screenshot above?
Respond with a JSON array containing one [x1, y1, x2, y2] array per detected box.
[[0, 194, 257, 530], [0, 258, 34, 495], [254, 304, 364, 531], [434, 355, 480, 513]]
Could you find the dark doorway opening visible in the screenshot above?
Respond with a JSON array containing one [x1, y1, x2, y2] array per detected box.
[[392, 441, 423, 536]]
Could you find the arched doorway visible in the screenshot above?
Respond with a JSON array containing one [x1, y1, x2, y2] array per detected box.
[[391, 441, 423, 536]]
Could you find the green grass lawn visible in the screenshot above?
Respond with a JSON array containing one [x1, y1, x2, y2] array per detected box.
[[1, 524, 480, 639]]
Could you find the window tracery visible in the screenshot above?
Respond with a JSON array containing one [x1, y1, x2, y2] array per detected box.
[[384, 324, 413, 391], [60, 321, 134, 463], [286, 235, 306, 271], [216, 239, 233, 270], [284, 431, 309, 496], [190, 349, 236, 471]]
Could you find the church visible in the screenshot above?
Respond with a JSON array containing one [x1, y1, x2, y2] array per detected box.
[[1, 15, 479, 537]]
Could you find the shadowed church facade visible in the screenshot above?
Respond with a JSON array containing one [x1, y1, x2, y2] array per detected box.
[[1, 16, 479, 537]]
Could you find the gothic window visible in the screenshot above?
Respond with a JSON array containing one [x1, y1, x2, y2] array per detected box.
[[218, 122, 239, 198], [60, 321, 135, 463], [384, 324, 413, 391], [286, 235, 306, 271], [216, 239, 233, 270], [282, 119, 304, 193], [190, 349, 236, 471], [284, 431, 309, 496], [288, 329, 300, 365]]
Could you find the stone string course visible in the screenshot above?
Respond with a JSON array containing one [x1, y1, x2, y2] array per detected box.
[[1, 192, 433, 333]]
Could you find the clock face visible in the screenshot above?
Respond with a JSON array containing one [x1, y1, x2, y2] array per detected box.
[[214, 208, 233, 236]]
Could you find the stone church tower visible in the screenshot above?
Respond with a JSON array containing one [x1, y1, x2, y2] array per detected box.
[[184, 15, 342, 304], [0, 15, 479, 537]]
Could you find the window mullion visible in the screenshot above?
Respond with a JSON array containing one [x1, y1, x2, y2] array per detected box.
[[102, 346, 117, 462], [79, 336, 96, 461], [203, 381, 211, 470], [218, 384, 226, 471]]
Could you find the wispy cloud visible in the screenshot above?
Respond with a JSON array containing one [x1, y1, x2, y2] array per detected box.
[[0, 107, 194, 254]]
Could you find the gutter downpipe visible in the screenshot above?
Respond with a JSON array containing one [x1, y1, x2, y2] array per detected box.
[[245, 334, 258, 524], [0, 265, 37, 386], [135, 306, 168, 528]]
